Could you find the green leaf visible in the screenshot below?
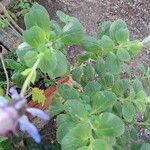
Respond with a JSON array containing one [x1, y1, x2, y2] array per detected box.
[[97, 112, 125, 137], [48, 50, 68, 78], [109, 19, 127, 41], [56, 114, 76, 143], [95, 57, 106, 76], [50, 98, 64, 116], [32, 87, 46, 105], [60, 20, 84, 44], [91, 91, 117, 113], [140, 143, 150, 150], [99, 21, 112, 38], [122, 102, 135, 122], [57, 84, 80, 100], [112, 79, 129, 97], [61, 123, 91, 150], [81, 36, 100, 52], [65, 100, 88, 119], [72, 66, 83, 83], [115, 28, 129, 44], [24, 51, 38, 67], [128, 40, 142, 55], [101, 35, 114, 54], [106, 52, 121, 75], [0, 87, 4, 96], [4, 59, 21, 70], [24, 5, 50, 37], [131, 142, 142, 150], [56, 10, 77, 23], [23, 26, 47, 48], [17, 42, 34, 61], [117, 48, 130, 62], [38, 47, 57, 73], [130, 127, 138, 141], [84, 81, 101, 97], [90, 139, 113, 150], [132, 78, 143, 94], [83, 64, 95, 82]]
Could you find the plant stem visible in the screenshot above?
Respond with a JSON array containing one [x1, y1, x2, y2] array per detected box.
[[0, 53, 9, 96], [20, 54, 43, 96], [134, 121, 150, 126]]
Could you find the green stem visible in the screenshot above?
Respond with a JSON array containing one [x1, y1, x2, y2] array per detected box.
[[134, 121, 150, 126], [0, 53, 9, 96], [20, 54, 43, 96]]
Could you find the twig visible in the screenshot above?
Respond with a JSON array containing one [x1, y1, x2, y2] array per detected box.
[[0, 46, 9, 96], [0, 2, 24, 35]]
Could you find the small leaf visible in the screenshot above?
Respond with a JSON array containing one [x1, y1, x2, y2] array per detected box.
[[140, 143, 150, 150], [57, 84, 80, 100], [101, 35, 114, 54], [65, 100, 88, 119], [48, 50, 68, 78], [97, 112, 125, 137], [24, 51, 38, 67], [72, 66, 83, 83], [32, 87, 46, 105], [99, 21, 112, 38], [117, 48, 131, 62], [122, 102, 135, 122], [60, 20, 84, 44], [24, 5, 50, 37], [106, 52, 121, 75], [95, 57, 106, 76], [84, 81, 101, 97], [81, 36, 100, 52], [90, 139, 113, 150], [38, 47, 57, 73], [91, 91, 117, 113], [115, 28, 129, 44], [23, 26, 47, 48], [130, 127, 138, 141], [109, 19, 127, 41], [50, 98, 64, 116]]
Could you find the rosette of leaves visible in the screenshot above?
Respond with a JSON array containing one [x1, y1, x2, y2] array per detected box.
[[80, 19, 143, 62], [9, 4, 84, 95]]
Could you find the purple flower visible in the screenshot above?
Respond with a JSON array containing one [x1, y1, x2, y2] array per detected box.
[[0, 88, 50, 143]]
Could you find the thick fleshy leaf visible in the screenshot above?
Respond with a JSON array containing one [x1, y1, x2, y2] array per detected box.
[[115, 28, 129, 44], [117, 48, 131, 62], [140, 143, 150, 150], [48, 50, 68, 78], [81, 36, 100, 52], [84, 81, 101, 97], [17, 42, 34, 62], [23, 26, 47, 48], [106, 52, 121, 75], [109, 19, 127, 41], [65, 100, 88, 119], [19, 115, 41, 143], [38, 47, 57, 73], [60, 20, 84, 44], [26, 108, 49, 120], [90, 139, 113, 150], [122, 102, 135, 122], [97, 112, 125, 137], [61, 123, 91, 150], [72, 65, 83, 83], [24, 5, 50, 37], [99, 21, 112, 38], [101, 35, 114, 54], [91, 91, 117, 114], [24, 51, 38, 67]]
